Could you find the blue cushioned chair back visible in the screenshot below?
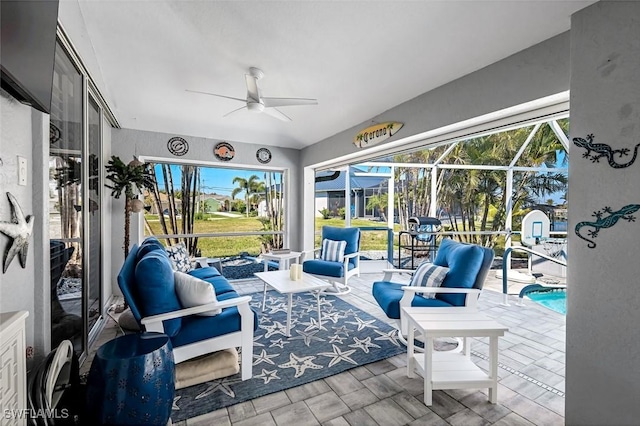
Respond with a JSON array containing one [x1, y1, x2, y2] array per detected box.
[[117, 244, 143, 323], [321, 226, 360, 266], [433, 238, 494, 306]]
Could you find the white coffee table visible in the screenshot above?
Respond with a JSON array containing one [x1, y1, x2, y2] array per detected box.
[[255, 270, 331, 336], [403, 307, 508, 406], [260, 251, 303, 272]]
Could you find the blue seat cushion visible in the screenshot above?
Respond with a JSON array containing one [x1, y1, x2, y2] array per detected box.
[[204, 275, 237, 296], [303, 259, 356, 278], [134, 251, 182, 337], [188, 266, 221, 280], [171, 307, 259, 348], [372, 281, 452, 319], [434, 238, 485, 306]]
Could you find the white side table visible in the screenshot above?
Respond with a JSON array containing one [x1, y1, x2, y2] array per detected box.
[[402, 307, 508, 406], [260, 251, 302, 272]]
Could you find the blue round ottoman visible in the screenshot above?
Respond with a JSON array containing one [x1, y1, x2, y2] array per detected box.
[[86, 332, 175, 425]]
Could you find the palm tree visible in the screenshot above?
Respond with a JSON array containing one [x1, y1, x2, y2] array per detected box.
[[105, 156, 154, 257], [231, 174, 261, 217]]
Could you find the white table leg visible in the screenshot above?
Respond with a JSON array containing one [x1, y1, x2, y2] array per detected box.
[[407, 323, 416, 378], [424, 336, 434, 406], [315, 292, 322, 327], [263, 259, 269, 273], [489, 335, 499, 403], [286, 293, 293, 336], [261, 281, 267, 311]]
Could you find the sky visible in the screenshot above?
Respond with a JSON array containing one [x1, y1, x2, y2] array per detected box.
[[154, 164, 278, 196], [154, 149, 567, 202]]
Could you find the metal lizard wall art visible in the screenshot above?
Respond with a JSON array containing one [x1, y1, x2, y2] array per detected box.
[[575, 204, 640, 248], [573, 134, 640, 169]]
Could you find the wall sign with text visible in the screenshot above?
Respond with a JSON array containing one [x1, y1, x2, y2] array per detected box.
[[354, 122, 403, 148]]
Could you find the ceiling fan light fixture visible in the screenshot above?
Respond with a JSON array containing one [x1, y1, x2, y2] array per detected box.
[[247, 102, 265, 113]]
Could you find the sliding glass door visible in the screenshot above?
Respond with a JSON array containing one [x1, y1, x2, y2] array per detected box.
[[49, 41, 103, 357]]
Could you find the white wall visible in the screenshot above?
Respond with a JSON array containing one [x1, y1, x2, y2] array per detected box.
[[566, 2, 640, 424], [0, 91, 44, 361]]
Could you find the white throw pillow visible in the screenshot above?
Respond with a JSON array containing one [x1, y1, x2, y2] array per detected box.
[[409, 262, 450, 299], [166, 242, 192, 273], [174, 271, 221, 316], [320, 238, 347, 262]]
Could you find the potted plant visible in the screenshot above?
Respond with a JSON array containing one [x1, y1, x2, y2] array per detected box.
[[105, 156, 154, 258]]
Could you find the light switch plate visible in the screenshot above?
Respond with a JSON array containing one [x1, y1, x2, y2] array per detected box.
[[18, 156, 27, 186]]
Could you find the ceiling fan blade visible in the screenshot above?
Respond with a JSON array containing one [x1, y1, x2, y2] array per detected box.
[[186, 89, 246, 103], [223, 105, 247, 118], [245, 74, 260, 103], [262, 97, 318, 108], [263, 107, 291, 122]]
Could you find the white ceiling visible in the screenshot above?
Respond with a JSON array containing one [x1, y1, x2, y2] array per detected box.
[[74, 1, 594, 149]]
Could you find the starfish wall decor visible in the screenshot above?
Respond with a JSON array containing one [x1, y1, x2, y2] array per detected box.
[[0, 192, 34, 273]]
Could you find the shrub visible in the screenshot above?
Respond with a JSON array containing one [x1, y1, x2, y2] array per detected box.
[[319, 208, 332, 219]]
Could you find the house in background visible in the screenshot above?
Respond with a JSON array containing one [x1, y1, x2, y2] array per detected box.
[[315, 169, 388, 218]]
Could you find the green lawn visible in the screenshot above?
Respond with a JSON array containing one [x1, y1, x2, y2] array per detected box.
[[145, 215, 399, 257], [145, 215, 515, 258]]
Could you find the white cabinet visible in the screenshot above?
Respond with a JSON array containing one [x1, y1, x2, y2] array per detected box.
[[0, 311, 29, 426]]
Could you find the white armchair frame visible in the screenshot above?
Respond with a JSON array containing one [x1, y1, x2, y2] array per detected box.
[[381, 268, 482, 352], [141, 295, 254, 380]]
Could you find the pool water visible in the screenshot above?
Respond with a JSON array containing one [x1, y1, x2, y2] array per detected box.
[[527, 289, 567, 315]]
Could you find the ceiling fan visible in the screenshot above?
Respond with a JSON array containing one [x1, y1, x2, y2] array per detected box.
[[187, 67, 317, 121]]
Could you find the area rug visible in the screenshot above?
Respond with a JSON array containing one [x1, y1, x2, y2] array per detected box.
[[171, 291, 405, 422]]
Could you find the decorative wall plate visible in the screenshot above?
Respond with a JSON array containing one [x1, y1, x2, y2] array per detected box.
[[214, 142, 235, 161], [256, 148, 272, 164], [167, 137, 189, 156]]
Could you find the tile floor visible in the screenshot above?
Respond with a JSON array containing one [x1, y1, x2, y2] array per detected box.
[[87, 270, 566, 426]]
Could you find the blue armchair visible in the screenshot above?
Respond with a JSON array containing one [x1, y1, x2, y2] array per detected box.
[[303, 226, 361, 295], [373, 238, 494, 346], [118, 237, 257, 380]]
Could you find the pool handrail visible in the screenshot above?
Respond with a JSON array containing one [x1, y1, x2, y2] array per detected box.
[[502, 246, 567, 306]]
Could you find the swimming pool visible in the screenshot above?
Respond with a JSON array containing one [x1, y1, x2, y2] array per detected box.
[[527, 289, 566, 315]]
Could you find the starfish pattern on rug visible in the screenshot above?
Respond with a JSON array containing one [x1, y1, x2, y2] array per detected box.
[[262, 321, 288, 338], [321, 310, 344, 324], [346, 316, 379, 331], [332, 325, 352, 336], [171, 292, 406, 423], [328, 334, 346, 344], [259, 316, 271, 324], [172, 396, 181, 410], [349, 336, 381, 353], [253, 349, 280, 366], [299, 317, 328, 332], [289, 328, 326, 346], [278, 353, 323, 378], [269, 338, 290, 349], [267, 301, 289, 315], [318, 344, 358, 367], [255, 368, 280, 384], [195, 377, 242, 400], [253, 334, 265, 347], [373, 329, 401, 346]]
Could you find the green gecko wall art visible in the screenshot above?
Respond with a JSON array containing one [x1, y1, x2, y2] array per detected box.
[[575, 204, 639, 248]]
